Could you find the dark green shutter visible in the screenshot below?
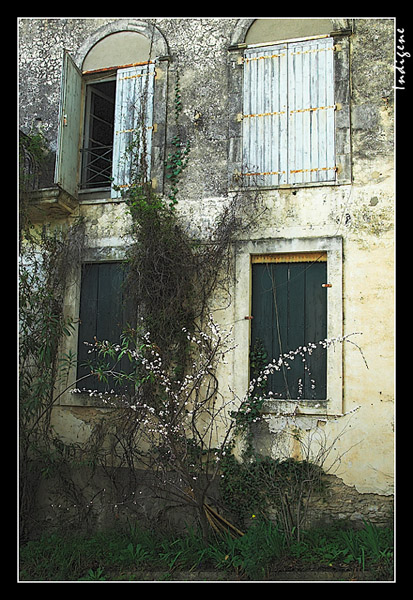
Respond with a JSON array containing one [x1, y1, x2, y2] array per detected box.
[[251, 260, 327, 400], [77, 263, 134, 393]]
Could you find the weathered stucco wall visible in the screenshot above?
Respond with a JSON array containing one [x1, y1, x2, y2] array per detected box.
[[19, 18, 395, 520]]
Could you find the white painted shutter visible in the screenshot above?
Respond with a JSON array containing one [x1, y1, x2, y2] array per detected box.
[[242, 44, 288, 186], [287, 37, 336, 184], [54, 51, 82, 198], [242, 37, 336, 186], [111, 63, 155, 198]]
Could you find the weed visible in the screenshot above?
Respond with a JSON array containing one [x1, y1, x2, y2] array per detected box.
[[19, 521, 394, 581], [79, 567, 107, 581], [124, 543, 150, 565]]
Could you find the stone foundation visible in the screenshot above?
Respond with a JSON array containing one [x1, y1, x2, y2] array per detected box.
[[23, 466, 393, 541], [305, 474, 393, 528]]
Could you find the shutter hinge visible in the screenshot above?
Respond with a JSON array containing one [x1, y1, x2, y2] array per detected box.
[[228, 43, 247, 52]]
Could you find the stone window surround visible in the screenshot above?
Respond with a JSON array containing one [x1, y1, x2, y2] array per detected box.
[[232, 235, 343, 417]]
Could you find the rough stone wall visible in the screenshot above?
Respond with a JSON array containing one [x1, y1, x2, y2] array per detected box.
[[351, 19, 395, 159], [307, 474, 394, 528], [31, 468, 393, 540]]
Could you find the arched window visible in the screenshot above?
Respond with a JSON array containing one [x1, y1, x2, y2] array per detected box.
[[54, 20, 169, 200]]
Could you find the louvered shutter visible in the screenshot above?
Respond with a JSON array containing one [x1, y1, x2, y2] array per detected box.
[[287, 37, 335, 184], [111, 63, 155, 198], [54, 51, 82, 199], [242, 44, 288, 186], [242, 37, 336, 186]]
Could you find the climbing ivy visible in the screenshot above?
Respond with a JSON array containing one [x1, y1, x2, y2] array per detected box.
[[165, 73, 191, 208]]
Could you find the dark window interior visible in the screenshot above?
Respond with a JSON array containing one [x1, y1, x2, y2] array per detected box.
[[81, 80, 116, 189]]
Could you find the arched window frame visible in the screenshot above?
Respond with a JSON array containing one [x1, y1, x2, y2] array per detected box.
[[54, 19, 169, 201]]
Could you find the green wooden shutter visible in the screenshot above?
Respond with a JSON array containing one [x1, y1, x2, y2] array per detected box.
[[54, 51, 82, 199], [251, 259, 327, 400], [111, 63, 155, 198], [77, 263, 99, 389], [77, 263, 135, 393]]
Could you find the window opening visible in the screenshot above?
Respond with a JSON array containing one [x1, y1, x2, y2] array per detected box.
[[78, 63, 154, 195], [241, 36, 336, 187], [81, 79, 116, 190]]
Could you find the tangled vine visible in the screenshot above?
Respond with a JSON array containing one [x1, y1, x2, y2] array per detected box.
[[120, 70, 263, 373]]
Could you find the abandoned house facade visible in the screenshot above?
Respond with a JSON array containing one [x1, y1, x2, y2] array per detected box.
[[19, 17, 395, 532]]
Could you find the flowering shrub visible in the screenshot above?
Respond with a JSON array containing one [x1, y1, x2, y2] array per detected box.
[[76, 315, 237, 453], [70, 311, 367, 539]]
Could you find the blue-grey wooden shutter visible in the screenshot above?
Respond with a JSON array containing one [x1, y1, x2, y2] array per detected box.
[[287, 37, 336, 184], [54, 51, 82, 199], [242, 44, 288, 186], [242, 37, 336, 186], [111, 63, 155, 198]]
